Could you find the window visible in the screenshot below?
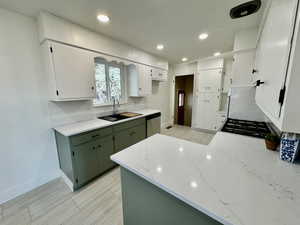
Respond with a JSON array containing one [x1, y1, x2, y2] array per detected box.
[[94, 58, 126, 105]]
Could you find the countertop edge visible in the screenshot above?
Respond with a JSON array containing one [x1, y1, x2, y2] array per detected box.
[[111, 155, 233, 225]]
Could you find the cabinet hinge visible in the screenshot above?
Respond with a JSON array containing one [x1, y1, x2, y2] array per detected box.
[[56, 90, 59, 96], [278, 86, 286, 105], [50, 47, 53, 53]]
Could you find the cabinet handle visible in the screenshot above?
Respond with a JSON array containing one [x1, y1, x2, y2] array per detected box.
[[98, 145, 102, 149], [91, 86, 95, 90], [130, 131, 136, 136], [92, 134, 99, 138], [252, 69, 258, 74], [255, 80, 265, 87], [92, 146, 96, 150]]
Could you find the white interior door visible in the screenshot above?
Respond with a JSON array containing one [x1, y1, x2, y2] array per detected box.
[[197, 69, 222, 92], [255, 0, 298, 119], [51, 42, 95, 99]]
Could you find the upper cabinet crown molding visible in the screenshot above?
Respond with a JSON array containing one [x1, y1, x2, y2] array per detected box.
[[38, 11, 168, 71]]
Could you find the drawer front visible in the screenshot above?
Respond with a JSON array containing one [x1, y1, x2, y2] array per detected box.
[[113, 118, 145, 132], [70, 126, 113, 146]]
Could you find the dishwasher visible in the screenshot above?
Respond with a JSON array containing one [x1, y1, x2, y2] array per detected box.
[[146, 112, 161, 137]]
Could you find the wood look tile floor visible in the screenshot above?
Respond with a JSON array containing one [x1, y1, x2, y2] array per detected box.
[[161, 125, 215, 145], [0, 126, 214, 225]]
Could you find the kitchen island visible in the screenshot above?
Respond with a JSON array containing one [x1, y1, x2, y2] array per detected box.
[[111, 132, 300, 225]]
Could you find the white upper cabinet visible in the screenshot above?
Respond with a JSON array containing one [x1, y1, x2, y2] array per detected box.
[[151, 68, 168, 81], [197, 69, 223, 93], [232, 50, 256, 86], [127, 64, 152, 97], [254, 0, 300, 133], [42, 41, 96, 101], [255, 0, 298, 120]]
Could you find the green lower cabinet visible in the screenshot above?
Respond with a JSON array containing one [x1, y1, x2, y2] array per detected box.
[[130, 124, 146, 145], [55, 117, 147, 190], [96, 136, 115, 172], [114, 129, 133, 153], [73, 139, 102, 187]]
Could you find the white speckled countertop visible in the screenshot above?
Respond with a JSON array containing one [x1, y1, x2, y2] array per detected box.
[[111, 132, 300, 225], [53, 109, 160, 136]]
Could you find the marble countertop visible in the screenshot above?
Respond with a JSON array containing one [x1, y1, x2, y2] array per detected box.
[[54, 109, 160, 136], [111, 132, 300, 225]]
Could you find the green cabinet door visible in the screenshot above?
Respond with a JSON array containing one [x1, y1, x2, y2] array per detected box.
[[130, 124, 146, 145], [73, 140, 101, 186], [96, 135, 115, 172], [114, 129, 132, 153]]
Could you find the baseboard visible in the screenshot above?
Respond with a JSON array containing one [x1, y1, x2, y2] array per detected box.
[[191, 127, 217, 134], [161, 121, 173, 129], [60, 170, 74, 192], [0, 170, 60, 204]]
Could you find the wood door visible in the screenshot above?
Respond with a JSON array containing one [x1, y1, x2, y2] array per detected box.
[[177, 90, 185, 125], [255, 0, 298, 119], [51, 42, 96, 100]]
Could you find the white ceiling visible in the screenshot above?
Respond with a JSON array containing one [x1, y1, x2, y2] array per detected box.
[[0, 0, 266, 63]]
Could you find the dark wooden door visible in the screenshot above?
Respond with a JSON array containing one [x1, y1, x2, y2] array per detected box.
[[177, 90, 185, 125]]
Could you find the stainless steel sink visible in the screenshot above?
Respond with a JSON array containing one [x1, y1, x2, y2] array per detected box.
[[98, 112, 141, 122]]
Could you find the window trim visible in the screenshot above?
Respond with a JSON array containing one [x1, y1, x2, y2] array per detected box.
[[93, 58, 127, 107]]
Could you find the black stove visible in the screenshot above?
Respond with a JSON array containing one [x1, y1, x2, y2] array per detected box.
[[221, 118, 271, 139]]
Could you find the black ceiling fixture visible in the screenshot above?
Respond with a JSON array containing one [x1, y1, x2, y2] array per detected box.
[[230, 0, 262, 19]]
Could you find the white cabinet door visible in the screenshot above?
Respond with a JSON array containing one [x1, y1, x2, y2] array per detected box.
[[195, 93, 220, 130], [255, 0, 297, 119], [231, 50, 255, 86], [128, 64, 152, 97], [139, 65, 152, 96], [197, 69, 222, 92], [50, 42, 96, 100]]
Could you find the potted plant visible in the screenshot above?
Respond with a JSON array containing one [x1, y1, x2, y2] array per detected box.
[[265, 133, 280, 151]]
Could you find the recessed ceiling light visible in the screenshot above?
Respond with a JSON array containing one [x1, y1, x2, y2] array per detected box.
[[182, 57, 188, 62], [156, 44, 164, 50], [97, 14, 110, 23], [198, 33, 208, 40], [214, 52, 221, 56]]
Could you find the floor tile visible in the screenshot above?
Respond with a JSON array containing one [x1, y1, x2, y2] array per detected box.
[[31, 199, 79, 225], [0, 208, 31, 225]]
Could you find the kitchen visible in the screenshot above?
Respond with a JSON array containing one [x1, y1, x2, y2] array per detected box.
[[0, 0, 300, 225]]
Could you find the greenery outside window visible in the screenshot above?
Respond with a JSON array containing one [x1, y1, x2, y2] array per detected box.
[[94, 58, 126, 106]]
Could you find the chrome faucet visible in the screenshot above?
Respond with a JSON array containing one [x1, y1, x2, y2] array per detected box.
[[112, 96, 120, 115]]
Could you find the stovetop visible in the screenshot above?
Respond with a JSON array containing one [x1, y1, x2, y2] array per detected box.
[[221, 118, 270, 139]]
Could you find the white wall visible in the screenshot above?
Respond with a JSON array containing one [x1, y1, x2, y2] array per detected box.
[[0, 8, 172, 204], [173, 62, 197, 76], [0, 8, 61, 204], [39, 12, 168, 70]]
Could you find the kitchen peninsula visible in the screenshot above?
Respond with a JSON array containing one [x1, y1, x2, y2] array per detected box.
[[111, 133, 300, 225]]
